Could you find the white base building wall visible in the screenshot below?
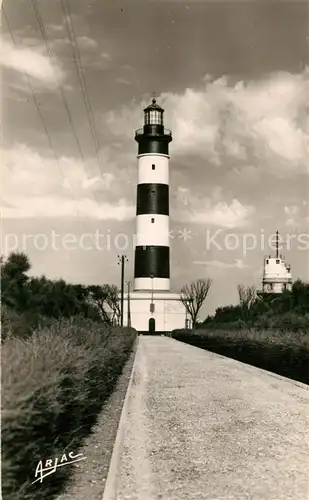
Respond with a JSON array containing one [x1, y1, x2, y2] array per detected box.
[[121, 291, 188, 332]]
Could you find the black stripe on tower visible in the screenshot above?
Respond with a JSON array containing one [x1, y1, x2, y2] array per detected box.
[[134, 246, 170, 279], [136, 183, 169, 215], [135, 125, 172, 155]]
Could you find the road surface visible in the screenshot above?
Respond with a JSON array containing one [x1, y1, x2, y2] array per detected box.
[[103, 336, 309, 500]]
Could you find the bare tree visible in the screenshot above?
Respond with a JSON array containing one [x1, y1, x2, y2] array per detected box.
[[237, 284, 257, 322], [104, 284, 121, 326], [87, 284, 120, 325], [87, 285, 111, 324], [180, 278, 212, 329], [237, 284, 256, 309]]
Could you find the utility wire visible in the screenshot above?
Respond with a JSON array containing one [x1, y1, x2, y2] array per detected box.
[[29, 0, 99, 203], [2, 7, 70, 189], [60, 0, 102, 172], [3, 8, 56, 156], [30, 0, 85, 162]]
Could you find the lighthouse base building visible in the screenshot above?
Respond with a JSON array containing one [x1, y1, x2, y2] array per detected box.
[[121, 97, 187, 333], [122, 291, 188, 333]]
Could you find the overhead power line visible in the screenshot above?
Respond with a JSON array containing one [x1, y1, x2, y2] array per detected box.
[[29, 0, 100, 204], [60, 0, 102, 172], [30, 0, 85, 162], [2, 8, 69, 186]]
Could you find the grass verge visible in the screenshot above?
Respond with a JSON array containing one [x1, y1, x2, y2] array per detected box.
[[171, 328, 309, 385], [2, 317, 137, 500]]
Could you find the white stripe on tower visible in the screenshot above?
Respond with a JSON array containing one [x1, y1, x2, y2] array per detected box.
[[136, 214, 169, 247], [137, 154, 169, 184], [133, 97, 172, 292]]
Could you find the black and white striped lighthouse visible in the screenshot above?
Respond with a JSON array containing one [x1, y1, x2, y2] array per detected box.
[[134, 97, 172, 292]]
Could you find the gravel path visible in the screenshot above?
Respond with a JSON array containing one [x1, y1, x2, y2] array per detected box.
[[108, 336, 309, 500], [56, 346, 136, 500]]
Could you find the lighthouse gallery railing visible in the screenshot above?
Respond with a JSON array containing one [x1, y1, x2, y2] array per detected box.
[[135, 127, 172, 137]]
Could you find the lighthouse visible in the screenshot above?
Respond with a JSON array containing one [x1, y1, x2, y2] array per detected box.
[[134, 96, 171, 292], [258, 230, 293, 296], [122, 96, 187, 333]]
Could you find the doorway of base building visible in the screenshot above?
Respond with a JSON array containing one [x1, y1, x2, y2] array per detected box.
[[149, 317, 155, 333]]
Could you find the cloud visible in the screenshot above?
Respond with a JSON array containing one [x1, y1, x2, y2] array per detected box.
[[284, 203, 309, 229], [48, 24, 65, 33], [52, 36, 98, 52], [101, 52, 111, 60], [105, 69, 309, 177], [186, 199, 253, 228], [193, 259, 248, 269], [82, 174, 114, 191], [175, 186, 190, 205], [52, 38, 71, 49], [1, 141, 252, 227], [2, 197, 135, 220], [1, 38, 64, 86], [76, 36, 98, 49], [167, 71, 309, 174], [121, 64, 134, 71], [115, 77, 133, 85], [2, 144, 134, 220], [174, 187, 254, 228], [89, 52, 111, 70]]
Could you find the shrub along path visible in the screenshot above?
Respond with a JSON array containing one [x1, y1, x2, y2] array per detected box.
[[56, 346, 136, 500], [102, 336, 309, 500], [172, 328, 309, 385], [2, 320, 136, 500]]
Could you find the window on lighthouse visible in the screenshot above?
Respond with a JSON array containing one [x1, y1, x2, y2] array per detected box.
[[146, 110, 163, 125]]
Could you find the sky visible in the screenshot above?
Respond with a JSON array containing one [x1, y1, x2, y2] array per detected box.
[[1, 0, 309, 317]]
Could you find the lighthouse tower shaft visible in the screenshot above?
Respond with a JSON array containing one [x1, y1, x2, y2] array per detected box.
[[133, 98, 172, 291]]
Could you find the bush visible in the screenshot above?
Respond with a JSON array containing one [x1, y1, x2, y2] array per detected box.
[[201, 280, 309, 331], [2, 317, 136, 500], [171, 328, 309, 385], [1, 305, 54, 343], [254, 312, 309, 332]]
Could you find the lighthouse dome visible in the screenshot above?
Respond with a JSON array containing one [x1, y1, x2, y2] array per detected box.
[[143, 97, 164, 112]]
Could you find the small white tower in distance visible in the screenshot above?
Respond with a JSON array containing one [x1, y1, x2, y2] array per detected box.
[[122, 95, 187, 334], [261, 230, 292, 294]]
